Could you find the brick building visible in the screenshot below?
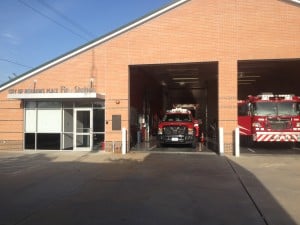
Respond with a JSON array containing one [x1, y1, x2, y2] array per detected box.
[[0, 0, 299, 154]]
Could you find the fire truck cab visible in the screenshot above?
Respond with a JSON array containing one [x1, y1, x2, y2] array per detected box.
[[157, 108, 199, 148], [238, 93, 300, 145]]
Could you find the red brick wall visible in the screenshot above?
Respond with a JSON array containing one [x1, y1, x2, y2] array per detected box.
[[0, 0, 299, 153]]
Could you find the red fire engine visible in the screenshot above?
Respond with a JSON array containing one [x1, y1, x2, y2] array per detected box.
[[238, 93, 300, 144], [157, 108, 199, 148]]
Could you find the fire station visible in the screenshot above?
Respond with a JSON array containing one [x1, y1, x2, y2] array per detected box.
[[0, 0, 299, 154]]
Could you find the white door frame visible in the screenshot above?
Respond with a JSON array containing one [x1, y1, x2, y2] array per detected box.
[[74, 108, 93, 151]]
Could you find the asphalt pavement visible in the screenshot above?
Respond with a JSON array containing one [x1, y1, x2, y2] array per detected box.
[[0, 149, 299, 225]]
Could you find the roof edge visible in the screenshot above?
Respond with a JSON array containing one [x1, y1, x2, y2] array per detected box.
[[0, 0, 190, 92], [280, 0, 300, 6], [289, 0, 300, 4]]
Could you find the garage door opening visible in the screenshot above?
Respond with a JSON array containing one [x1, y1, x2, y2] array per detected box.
[[238, 59, 300, 99], [238, 58, 300, 154], [129, 62, 218, 152]]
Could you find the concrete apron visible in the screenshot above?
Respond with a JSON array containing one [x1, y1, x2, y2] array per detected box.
[[0, 151, 298, 225], [229, 154, 300, 225]]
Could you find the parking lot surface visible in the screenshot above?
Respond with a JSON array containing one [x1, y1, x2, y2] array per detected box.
[[0, 150, 299, 225]]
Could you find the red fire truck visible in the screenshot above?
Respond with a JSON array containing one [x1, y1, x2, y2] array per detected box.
[[157, 108, 199, 148], [238, 93, 300, 145]]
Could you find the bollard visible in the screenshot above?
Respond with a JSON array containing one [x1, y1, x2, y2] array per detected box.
[[235, 127, 240, 157], [137, 130, 141, 144], [199, 132, 205, 151], [122, 128, 127, 155], [219, 127, 224, 155], [200, 132, 205, 143]]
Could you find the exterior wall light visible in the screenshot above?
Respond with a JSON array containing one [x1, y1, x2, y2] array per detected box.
[[90, 78, 94, 88]]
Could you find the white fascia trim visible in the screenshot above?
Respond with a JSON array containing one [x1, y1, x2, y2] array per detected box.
[[289, 0, 300, 3], [0, 0, 189, 92], [7, 92, 105, 100]]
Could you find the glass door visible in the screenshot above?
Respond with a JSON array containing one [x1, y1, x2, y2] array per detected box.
[[74, 108, 92, 150]]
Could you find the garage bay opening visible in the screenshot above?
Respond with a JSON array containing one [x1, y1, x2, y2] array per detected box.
[[129, 62, 218, 152]]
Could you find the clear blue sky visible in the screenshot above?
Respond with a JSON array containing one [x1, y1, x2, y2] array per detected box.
[[0, 0, 174, 84]]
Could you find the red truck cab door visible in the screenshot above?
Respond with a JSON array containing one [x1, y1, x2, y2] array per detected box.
[[238, 101, 252, 136]]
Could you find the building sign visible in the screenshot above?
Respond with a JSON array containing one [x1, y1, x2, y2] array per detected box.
[[7, 85, 105, 100], [8, 86, 96, 94]]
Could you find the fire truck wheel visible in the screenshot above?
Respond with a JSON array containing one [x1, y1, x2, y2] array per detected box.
[[289, 142, 296, 149], [191, 136, 197, 148], [248, 137, 255, 147], [243, 136, 254, 147], [157, 142, 163, 148]]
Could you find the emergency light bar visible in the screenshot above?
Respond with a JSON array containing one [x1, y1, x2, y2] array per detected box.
[[167, 108, 190, 113], [260, 94, 274, 100], [258, 94, 294, 100]]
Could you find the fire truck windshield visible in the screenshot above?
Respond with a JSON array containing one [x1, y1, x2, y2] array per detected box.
[[238, 103, 249, 116], [253, 102, 299, 116], [163, 113, 192, 122]]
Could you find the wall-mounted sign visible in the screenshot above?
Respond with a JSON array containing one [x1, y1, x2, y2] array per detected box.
[[8, 86, 96, 94]]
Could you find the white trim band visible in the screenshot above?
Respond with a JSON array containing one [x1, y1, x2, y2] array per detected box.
[[7, 92, 105, 100]]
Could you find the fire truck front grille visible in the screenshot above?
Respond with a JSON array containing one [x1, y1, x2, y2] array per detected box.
[[163, 126, 187, 135], [267, 118, 291, 130]]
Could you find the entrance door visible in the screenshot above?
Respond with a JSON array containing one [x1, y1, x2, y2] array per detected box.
[[74, 109, 92, 150]]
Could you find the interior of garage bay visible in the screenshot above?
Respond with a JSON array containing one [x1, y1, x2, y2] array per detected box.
[[129, 58, 300, 152]]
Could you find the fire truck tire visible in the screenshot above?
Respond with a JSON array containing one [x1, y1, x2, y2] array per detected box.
[[289, 142, 296, 149], [247, 136, 254, 147], [241, 136, 254, 147], [157, 142, 163, 148], [191, 136, 197, 148]]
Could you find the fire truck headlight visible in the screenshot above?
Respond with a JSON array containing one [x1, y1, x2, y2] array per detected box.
[[296, 122, 300, 128], [252, 122, 262, 128], [158, 128, 162, 135], [188, 128, 194, 135]]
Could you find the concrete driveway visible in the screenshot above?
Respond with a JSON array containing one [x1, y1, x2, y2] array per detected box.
[[0, 150, 299, 225]]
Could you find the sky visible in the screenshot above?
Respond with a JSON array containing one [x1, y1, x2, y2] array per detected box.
[[0, 0, 174, 84]]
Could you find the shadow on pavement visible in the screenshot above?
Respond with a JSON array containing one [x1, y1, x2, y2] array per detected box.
[[0, 152, 297, 225], [241, 142, 300, 155], [226, 157, 298, 225]]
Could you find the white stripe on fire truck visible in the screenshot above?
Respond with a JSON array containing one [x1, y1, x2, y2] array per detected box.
[[257, 133, 299, 142], [238, 125, 250, 135]]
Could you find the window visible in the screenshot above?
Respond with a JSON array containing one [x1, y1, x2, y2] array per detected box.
[[24, 100, 105, 150]]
